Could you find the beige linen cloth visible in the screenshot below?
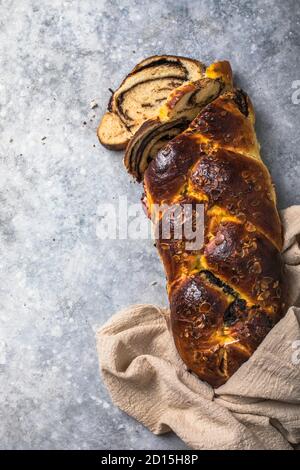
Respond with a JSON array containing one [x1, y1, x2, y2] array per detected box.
[[96, 206, 300, 450]]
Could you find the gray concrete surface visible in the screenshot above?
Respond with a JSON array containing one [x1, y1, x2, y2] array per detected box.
[[0, 0, 299, 450]]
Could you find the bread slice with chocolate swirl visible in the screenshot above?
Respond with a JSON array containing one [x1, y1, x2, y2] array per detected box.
[[124, 61, 233, 180], [98, 55, 205, 150], [143, 89, 285, 387]]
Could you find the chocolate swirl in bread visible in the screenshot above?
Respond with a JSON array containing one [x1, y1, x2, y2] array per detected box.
[[98, 55, 205, 150], [124, 61, 233, 181]]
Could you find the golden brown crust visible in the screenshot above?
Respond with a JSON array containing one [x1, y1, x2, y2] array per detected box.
[[144, 89, 284, 387]]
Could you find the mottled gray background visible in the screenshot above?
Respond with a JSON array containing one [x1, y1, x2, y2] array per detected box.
[[0, 0, 299, 450]]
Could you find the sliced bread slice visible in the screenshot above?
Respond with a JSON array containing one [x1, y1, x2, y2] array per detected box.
[[97, 55, 205, 150], [124, 61, 233, 181]]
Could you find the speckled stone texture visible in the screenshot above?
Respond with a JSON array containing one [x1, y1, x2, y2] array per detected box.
[[0, 0, 299, 450]]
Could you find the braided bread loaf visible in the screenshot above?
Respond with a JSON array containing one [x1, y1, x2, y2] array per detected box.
[[143, 89, 285, 387]]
